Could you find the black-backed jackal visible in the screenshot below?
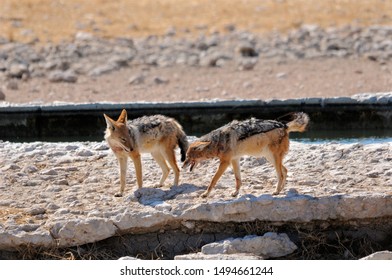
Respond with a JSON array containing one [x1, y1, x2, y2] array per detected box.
[[104, 109, 188, 197], [183, 112, 309, 198]]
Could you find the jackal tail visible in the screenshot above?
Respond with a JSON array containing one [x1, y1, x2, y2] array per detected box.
[[177, 130, 188, 162], [285, 112, 309, 133]]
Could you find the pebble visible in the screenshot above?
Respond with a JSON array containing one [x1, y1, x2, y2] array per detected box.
[[48, 70, 78, 83], [276, 72, 287, 79], [129, 74, 145, 85], [28, 207, 46, 215], [0, 89, 5, 100], [6, 80, 18, 90], [153, 76, 169, 84], [77, 149, 94, 157]]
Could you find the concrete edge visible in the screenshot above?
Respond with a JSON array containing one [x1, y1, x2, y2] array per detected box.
[[0, 93, 391, 112]]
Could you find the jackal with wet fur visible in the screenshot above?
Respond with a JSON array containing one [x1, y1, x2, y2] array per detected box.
[[182, 112, 309, 198], [104, 109, 188, 197]]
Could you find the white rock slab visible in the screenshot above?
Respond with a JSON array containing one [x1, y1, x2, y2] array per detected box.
[[201, 233, 297, 258]]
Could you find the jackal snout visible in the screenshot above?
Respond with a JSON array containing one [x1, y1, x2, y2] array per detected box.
[[182, 141, 211, 171], [104, 111, 133, 153]]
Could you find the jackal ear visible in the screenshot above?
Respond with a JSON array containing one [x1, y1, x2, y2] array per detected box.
[[104, 114, 116, 131], [117, 109, 128, 124], [193, 141, 211, 151]]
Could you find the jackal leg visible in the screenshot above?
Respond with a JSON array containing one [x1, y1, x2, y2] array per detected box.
[[162, 148, 180, 186], [115, 155, 128, 197], [130, 152, 143, 190], [201, 160, 230, 198], [151, 151, 170, 187], [271, 154, 287, 195], [231, 158, 242, 197]]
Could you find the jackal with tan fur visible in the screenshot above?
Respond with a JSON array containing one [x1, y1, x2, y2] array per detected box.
[[182, 112, 309, 198], [104, 109, 188, 197]]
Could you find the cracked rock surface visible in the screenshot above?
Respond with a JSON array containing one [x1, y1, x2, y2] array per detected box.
[[0, 139, 391, 250]]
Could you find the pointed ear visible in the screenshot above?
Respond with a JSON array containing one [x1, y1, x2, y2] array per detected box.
[[117, 109, 127, 124], [104, 114, 116, 130], [193, 141, 211, 151]]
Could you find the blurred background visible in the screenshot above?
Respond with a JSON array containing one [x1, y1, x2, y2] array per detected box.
[[1, 0, 392, 120], [1, 0, 392, 43]]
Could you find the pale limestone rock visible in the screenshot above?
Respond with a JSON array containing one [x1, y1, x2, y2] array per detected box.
[[175, 252, 263, 260], [50, 218, 117, 247], [360, 251, 392, 260], [0, 140, 391, 252], [201, 233, 297, 258], [0, 229, 54, 250]]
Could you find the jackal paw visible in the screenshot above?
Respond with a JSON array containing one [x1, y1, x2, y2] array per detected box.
[[272, 191, 280, 195], [231, 190, 239, 197], [114, 193, 123, 197], [200, 191, 209, 198]]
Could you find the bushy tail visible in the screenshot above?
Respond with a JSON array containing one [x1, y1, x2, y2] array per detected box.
[[177, 131, 189, 162], [285, 112, 309, 133]]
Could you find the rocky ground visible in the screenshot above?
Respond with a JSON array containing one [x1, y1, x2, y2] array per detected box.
[[0, 138, 391, 258], [1, 25, 392, 104]]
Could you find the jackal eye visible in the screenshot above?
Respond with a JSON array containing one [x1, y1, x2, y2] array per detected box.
[[120, 137, 126, 143]]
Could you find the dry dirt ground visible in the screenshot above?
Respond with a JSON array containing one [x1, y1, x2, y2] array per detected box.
[[4, 58, 392, 104], [1, 0, 392, 103]]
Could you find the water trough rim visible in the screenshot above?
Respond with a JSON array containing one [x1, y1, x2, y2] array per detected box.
[[0, 94, 391, 113]]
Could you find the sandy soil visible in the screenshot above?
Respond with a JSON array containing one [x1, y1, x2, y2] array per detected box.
[[3, 58, 392, 104]]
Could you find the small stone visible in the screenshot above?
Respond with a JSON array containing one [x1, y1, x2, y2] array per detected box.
[[153, 76, 169, 84], [0, 89, 5, 100], [237, 43, 258, 57], [224, 24, 236, 32], [2, 164, 21, 171], [276, 72, 287, 79], [88, 64, 118, 77], [366, 171, 379, 178], [77, 149, 94, 157], [243, 82, 253, 88], [75, 31, 95, 41], [237, 58, 258, 71], [54, 179, 68, 186], [93, 143, 109, 151], [8, 63, 29, 78], [41, 169, 58, 176], [129, 74, 145, 85], [46, 186, 64, 192], [18, 224, 40, 232], [28, 207, 46, 216], [22, 165, 38, 173], [48, 70, 77, 83], [6, 80, 18, 90], [54, 208, 70, 215], [165, 27, 176, 37], [47, 203, 60, 210], [65, 145, 80, 151]]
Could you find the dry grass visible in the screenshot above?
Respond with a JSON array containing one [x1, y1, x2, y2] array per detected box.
[[1, 0, 392, 44]]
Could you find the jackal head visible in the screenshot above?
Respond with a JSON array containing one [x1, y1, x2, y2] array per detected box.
[[103, 109, 133, 153], [182, 141, 211, 171]]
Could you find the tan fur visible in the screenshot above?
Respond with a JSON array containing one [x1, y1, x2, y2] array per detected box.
[[104, 109, 188, 197], [183, 112, 309, 198]]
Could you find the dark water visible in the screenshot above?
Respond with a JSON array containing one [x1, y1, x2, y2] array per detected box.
[[291, 129, 392, 144]]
